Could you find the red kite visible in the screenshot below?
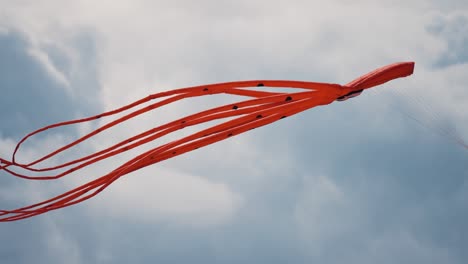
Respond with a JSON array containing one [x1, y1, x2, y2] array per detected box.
[[0, 62, 415, 221]]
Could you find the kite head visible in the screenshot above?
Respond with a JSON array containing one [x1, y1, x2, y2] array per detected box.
[[337, 61, 415, 101]]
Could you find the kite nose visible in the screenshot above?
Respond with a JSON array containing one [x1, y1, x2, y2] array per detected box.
[[346, 61, 415, 90]]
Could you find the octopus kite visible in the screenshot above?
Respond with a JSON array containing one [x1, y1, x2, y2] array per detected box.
[[0, 62, 415, 221]]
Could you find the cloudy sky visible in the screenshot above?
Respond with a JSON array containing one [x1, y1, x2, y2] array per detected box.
[[1, 0, 467, 263]]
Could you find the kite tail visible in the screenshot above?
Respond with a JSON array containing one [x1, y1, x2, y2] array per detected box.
[[0, 61, 417, 222]]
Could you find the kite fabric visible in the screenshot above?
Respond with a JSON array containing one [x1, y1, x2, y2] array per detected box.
[[0, 62, 415, 222]]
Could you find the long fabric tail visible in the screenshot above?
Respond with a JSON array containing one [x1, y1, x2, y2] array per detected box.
[[0, 62, 415, 222]]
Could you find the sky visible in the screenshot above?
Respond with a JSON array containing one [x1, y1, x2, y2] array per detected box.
[[0, 0, 467, 263]]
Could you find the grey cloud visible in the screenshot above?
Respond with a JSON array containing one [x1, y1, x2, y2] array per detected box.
[[0, 30, 101, 264], [0, 29, 101, 139], [279, 95, 468, 263], [0, 32, 76, 139], [75, 95, 465, 264]]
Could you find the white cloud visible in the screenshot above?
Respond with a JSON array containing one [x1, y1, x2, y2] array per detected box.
[[90, 166, 242, 226], [27, 46, 71, 89]]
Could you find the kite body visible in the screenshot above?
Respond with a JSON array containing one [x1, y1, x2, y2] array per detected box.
[[0, 62, 414, 221]]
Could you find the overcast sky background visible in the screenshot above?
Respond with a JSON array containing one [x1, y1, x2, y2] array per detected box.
[[0, 1, 467, 263]]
